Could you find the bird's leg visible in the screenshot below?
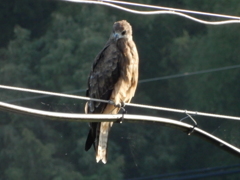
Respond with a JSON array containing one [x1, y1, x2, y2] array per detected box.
[[115, 102, 127, 123]]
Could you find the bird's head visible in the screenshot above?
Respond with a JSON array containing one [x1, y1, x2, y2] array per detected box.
[[112, 20, 132, 41]]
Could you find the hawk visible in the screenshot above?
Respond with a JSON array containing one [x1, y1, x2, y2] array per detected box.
[[85, 20, 139, 164]]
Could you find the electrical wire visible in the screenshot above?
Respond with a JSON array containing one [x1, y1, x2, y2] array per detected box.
[[0, 85, 109, 104], [1, 101, 240, 158], [124, 164, 240, 180], [1, 84, 240, 121], [3, 64, 240, 103], [5, 89, 86, 103], [139, 64, 240, 83], [59, 0, 240, 25], [102, 0, 240, 20]]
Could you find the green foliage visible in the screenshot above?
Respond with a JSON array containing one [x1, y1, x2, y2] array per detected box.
[[0, 0, 240, 179], [0, 0, 55, 47], [167, 25, 240, 114]]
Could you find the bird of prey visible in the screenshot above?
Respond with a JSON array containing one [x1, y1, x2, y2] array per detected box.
[[85, 20, 139, 164]]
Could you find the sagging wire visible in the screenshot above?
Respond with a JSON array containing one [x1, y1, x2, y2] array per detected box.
[[1, 84, 240, 121], [1, 100, 240, 158], [59, 0, 240, 25], [102, 0, 240, 20]]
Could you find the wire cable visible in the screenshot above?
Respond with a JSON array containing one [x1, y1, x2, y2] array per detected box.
[[139, 64, 240, 83], [3, 64, 240, 103], [59, 0, 240, 25], [5, 89, 86, 103], [102, 0, 240, 20], [125, 164, 240, 180], [0, 85, 110, 104], [1, 84, 240, 121], [0, 101, 240, 158]]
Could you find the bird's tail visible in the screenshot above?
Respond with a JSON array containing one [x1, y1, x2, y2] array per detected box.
[[96, 122, 113, 164]]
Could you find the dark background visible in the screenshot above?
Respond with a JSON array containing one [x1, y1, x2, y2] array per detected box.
[[0, 0, 240, 179]]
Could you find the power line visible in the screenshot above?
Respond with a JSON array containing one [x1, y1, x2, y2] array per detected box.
[[139, 64, 240, 83], [59, 0, 240, 25], [1, 84, 240, 121], [3, 64, 240, 102], [0, 85, 107, 104], [5, 89, 86, 103], [102, 0, 240, 20], [0, 101, 240, 158], [125, 164, 240, 180]]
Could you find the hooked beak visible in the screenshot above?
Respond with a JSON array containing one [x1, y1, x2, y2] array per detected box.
[[114, 33, 120, 40]]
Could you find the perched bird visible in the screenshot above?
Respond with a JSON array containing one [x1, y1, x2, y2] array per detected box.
[[85, 20, 139, 164]]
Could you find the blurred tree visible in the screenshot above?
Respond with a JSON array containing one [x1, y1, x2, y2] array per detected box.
[[0, 0, 56, 47]]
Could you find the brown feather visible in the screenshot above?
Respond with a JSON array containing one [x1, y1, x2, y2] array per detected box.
[[85, 20, 139, 164]]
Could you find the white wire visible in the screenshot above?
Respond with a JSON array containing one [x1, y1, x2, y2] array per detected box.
[[0, 85, 110, 104], [1, 101, 240, 157], [126, 103, 240, 121], [1, 84, 240, 121], [102, 0, 240, 20], [59, 0, 240, 25]]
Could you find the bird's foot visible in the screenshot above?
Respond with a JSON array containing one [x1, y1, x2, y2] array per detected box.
[[115, 102, 126, 112], [115, 102, 127, 123]]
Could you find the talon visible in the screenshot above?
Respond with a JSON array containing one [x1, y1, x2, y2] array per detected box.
[[120, 102, 125, 108], [119, 102, 126, 114], [115, 102, 127, 123], [113, 102, 120, 107], [115, 103, 121, 108], [114, 102, 125, 110]]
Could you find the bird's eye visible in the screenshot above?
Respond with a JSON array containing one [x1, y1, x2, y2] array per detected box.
[[121, 30, 126, 35]]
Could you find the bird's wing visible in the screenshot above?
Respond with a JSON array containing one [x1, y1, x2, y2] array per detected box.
[[85, 39, 121, 152]]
